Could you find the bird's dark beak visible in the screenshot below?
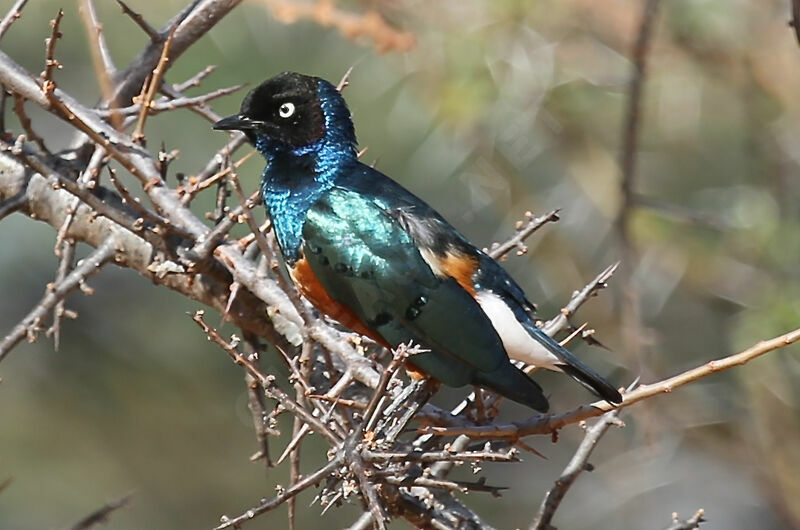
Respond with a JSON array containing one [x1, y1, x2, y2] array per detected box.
[[213, 114, 259, 131]]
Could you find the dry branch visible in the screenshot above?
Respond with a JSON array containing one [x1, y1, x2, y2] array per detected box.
[[0, 236, 117, 362], [214, 458, 341, 530], [487, 209, 560, 260], [41, 9, 64, 87], [66, 493, 134, 530], [0, 153, 286, 348], [132, 25, 176, 142], [530, 410, 624, 529], [0, 0, 29, 41], [79, 0, 118, 129], [116, 0, 160, 42], [421, 327, 800, 440], [664, 509, 706, 530], [111, 0, 243, 107]]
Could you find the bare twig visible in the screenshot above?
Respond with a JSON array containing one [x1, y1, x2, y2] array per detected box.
[[42, 93, 155, 187], [0, 56, 315, 354], [488, 209, 561, 260], [530, 410, 624, 529], [66, 492, 134, 530], [190, 311, 339, 445], [287, 414, 301, 530], [80, 0, 116, 76], [307, 393, 366, 410], [47, 239, 76, 351], [79, 0, 120, 128], [0, 0, 28, 41], [227, 162, 273, 263], [116, 0, 161, 42], [361, 344, 410, 435], [174, 65, 217, 92], [274, 422, 310, 467], [190, 192, 258, 259], [362, 447, 517, 464], [5, 145, 180, 247], [111, 0, 244, 107], [336, 66, 354, 92], [41, 10, 65, 88], [0, 152, 287, 346], [420, 327, 800, 439], [96, 84, 243, 118], [54, 145, 106, 253], [241, 334, 273, 468], [158, 82, 227, 124], [541, 262, 619, 336], [347, 436, 388, 530], [180, 148, 255, 202], [663, 509, 706, 530], [0, 236, 117, 363], [106, 167, 182, 236], [13, 95, 48, 153], [132, 25, 177, 143], [379, 474, 507, 495], [214, 458, 341, 530]]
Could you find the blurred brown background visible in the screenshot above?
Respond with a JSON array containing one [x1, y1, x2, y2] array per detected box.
[[1, 0, 799, 528]]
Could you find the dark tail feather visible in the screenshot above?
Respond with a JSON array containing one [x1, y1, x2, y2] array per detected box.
[[557, 362, 622, 404], [473, 363, 549, 412], [524, 323, 622, 404]]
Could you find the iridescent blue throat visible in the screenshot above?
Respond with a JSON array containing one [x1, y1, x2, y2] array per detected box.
[[259, 80, 358, 263]]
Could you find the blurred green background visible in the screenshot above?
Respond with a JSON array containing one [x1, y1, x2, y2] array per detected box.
[[1, 0, 799, 528]]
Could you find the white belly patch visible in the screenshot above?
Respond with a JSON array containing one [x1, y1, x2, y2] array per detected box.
[[475, 291, 561, 370]]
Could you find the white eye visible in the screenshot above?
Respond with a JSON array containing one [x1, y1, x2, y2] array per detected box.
[[278, 102, 295, 118]]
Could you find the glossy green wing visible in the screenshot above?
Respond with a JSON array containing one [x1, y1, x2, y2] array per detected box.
[[301, 188, 506, 387]]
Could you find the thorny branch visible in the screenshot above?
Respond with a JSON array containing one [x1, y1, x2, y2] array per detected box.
[[0, 1, 28, 42], [663, 509, 706, 530], [0, 2, 793, 529], [0, 236, 117, 362], [116, 0, 160, 43], [530, 410, 624, 530], [66, 493, 135, 530], [419, 327, 800, 440], [487, 209, 560, 260], [132, 25, 177, 142]]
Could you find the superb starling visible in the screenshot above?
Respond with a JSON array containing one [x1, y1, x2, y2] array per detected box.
[[214, 72, 622, 412]]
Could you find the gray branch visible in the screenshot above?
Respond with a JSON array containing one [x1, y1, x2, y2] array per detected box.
[[0, 235, 117, 362], [529, 410, 623, 530]]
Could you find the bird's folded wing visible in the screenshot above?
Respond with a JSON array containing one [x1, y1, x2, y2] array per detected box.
[[301, 188, 509, 383]]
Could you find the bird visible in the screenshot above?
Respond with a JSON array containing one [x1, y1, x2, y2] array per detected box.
[[213, 72, 622, 412]]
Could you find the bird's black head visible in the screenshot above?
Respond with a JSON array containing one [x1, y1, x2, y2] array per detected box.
[[214, 72, 354, 156]]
